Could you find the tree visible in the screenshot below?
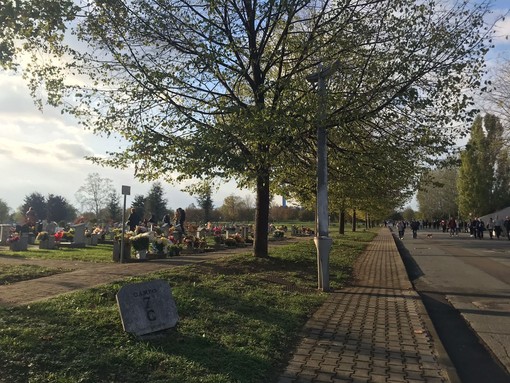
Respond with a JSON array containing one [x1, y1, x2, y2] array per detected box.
[[219, 195, 247, 222], [21, 193, 46, 223], [417, 167, 459, 220], [194, 182, 215, 224], [104, 191, 122, 223], [144, 182, 167, 222], [75, 173, 115, 217], [130, 194, 146, 219], [4, 1, 497, 256], [457, 114, 510, 218], [484, 58, 510, 132], [0, 199, 10, 223], [46, 194, 75, 223]]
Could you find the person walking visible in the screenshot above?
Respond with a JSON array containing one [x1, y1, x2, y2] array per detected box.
[[486, 218, 494, 239], [410, 220, 419, 239], [397, 221, 405, 239], [126, 208, 141, 231], [494, 216, 503, 239], [504, 216, 510, 240]]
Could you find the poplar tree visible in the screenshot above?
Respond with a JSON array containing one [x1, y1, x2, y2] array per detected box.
[[457, 114, 510, 218]]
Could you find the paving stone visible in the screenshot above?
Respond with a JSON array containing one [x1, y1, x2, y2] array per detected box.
[[276, 229, 453, 383]]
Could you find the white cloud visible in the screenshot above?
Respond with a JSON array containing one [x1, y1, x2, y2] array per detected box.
[[0, 72, 255, 214]]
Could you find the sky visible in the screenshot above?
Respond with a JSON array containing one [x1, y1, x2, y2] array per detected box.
[[0, 1, 509, 215]]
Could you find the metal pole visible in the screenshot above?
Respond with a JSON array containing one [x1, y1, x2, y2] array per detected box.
[[120, 193, 127, 263], [312, 64, 333, 291]]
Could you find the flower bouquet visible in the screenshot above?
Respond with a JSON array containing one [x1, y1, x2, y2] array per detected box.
[[130, 232, 151, 260], [152, 236, 169, 257], [130, 233, 150, 251], [7, 232, 26, 251], [36, 232, 49, 241], [37, 231, 56, 249]]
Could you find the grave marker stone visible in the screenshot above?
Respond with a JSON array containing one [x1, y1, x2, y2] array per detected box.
[[71, 223, 86, 246], [116, 279, 179, 336], [0, 224, 11, 244]]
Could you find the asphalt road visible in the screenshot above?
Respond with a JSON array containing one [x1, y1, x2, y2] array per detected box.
[[395, 228, 510, 383]]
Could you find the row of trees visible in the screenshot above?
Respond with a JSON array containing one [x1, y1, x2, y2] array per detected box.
[[0, 172, 319, 225], [1, 1, 500, 255], [416, 113, 510, 221]]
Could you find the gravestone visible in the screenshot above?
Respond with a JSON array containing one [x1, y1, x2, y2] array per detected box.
[[116, 279, 179, 336], [0, 224, 12, 244], [71, 223, 86, 246], [46, 221, 57, 235]]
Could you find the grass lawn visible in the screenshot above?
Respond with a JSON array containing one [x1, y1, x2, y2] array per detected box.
[[0, 264, 72, 285], [0, 230, 377, 383], [0, 243, 114, 262]]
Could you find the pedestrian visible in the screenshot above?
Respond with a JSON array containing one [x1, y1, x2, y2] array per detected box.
[[476, 219, 485, 239], [486, 218, 494, 239], [410, 220, 419, 239], [162, 213, 172, 228], [126, 208, 141, 231], [397, 220, 405, 239], [174, 207, 186, 234], [494, 216, 503, 239], [447, 217, 456, 237], [504, 216, 510, 240]]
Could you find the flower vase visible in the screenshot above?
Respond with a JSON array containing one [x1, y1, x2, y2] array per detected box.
[[137, 249, 147, 260]]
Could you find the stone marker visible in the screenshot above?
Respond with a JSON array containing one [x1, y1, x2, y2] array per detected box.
[[71, 223, 86, 245], [0, 224, 11, 244], [116, 279, 179, 336]]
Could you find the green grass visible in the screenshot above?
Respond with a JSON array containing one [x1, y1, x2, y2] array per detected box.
[[0, 243, 114, 262], [0, 264, 71, 285], [0, 230, 377, 383]]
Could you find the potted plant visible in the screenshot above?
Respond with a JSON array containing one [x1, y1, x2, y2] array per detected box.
[[130, 233, 150, 259]]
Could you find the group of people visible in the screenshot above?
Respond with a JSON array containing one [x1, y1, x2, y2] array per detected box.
[[126, 207, 186, 233], [395, 216, 510, 240]]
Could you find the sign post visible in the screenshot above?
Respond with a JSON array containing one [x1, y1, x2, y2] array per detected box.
[[120, 185, 131, 263]]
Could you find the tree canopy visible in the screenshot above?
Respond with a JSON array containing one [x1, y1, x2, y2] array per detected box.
[[2, 0, 498, 256], [457, 113, 510, 218]]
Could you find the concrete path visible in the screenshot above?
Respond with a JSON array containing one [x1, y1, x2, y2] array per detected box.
[[277, 229, 456, 383]]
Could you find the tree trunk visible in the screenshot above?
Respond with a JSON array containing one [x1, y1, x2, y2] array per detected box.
[[352, 208, 357, 232], [339, 209, 345, 234], [253, 171, 270, 257]]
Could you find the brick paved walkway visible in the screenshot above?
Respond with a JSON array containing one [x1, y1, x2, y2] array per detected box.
[[277, 229, 454, 383]]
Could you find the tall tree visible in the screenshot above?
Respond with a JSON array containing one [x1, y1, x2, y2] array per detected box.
[[193, 182, 215, 224], [484, 58, 510, 131], [21, 193, 46, 223], [144, 182, 167, 222], [4, 1, 497, 256], [105, 191, 122, 222], [75, 173, 115, 217], [417, 167, 459, 220], [219, 195, 246, 222], [457, 114, 505, 218], [0, 199, 10, 224], [46, 194, 75, 223], [131, 194, 146, 219]]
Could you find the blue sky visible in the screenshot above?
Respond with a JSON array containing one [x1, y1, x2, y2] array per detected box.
[[0, 1, 508, 215]]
